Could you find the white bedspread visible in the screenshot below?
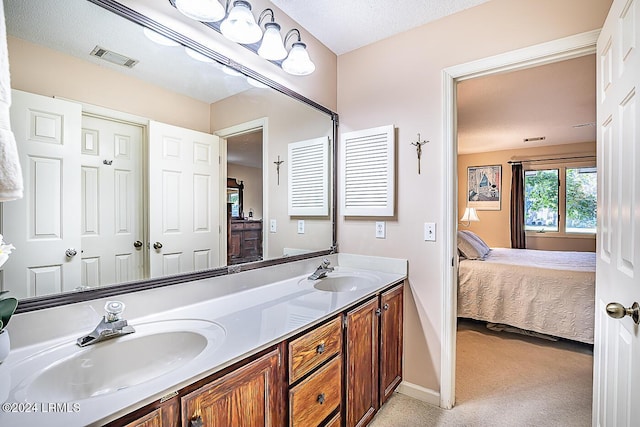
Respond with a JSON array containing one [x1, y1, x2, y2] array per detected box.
[[458, 248, 596, 344]]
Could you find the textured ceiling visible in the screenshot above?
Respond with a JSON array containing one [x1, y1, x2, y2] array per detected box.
[[457, 55, 596, 155], [270, 0, 491, 55]]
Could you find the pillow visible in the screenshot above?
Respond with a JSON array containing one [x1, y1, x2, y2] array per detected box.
[[459, 230, 491, 256], [457, 230, 490, 260]]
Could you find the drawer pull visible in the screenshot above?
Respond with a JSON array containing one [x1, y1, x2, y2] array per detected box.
[[190, 415, 203, 427], [317, 393, 326, 405], [316, 343, 325, 354]]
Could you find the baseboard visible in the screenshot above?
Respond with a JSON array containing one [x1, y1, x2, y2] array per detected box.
[[396, 381, 441, 407]]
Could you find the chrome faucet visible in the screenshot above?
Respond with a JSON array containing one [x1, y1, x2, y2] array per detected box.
[[308, 259, 334, 280], [76, 301, 135, 347]]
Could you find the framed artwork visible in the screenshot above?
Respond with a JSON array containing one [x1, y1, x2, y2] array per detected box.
[[467, 165, 502, 210]]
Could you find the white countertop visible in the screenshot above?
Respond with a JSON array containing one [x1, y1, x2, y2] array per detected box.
[[0, 254, 406, 426]]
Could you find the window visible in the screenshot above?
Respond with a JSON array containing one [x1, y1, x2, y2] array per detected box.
[[524, 165, 596, 235]]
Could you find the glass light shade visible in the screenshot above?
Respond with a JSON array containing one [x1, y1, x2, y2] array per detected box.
[[460, 207, 480, 222], [143, 28, 180, 47], [175, 0, 225, 22], [185, 47, 213, 63], [281, 42, 315, 75], [220, 1, 262, 44], [258, 22, 287, 61]]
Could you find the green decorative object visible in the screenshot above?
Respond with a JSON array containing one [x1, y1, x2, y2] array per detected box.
[[0, 290, 18, 332]]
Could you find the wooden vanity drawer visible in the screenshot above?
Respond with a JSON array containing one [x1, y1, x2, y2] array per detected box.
[[289, 356, 342, 427], [289, 316, 342, 383], [244, 221, 262, 230]]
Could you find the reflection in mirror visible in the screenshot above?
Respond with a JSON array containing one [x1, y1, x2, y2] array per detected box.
[[1, 0, 335, 305], [227, 178, 244, 219]]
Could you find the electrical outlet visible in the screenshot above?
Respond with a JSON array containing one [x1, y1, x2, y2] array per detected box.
[[376, 221, 386, 239], [270, 219, 277, 233], [424, 222, 436, 241], [297, 220, 305, 234]]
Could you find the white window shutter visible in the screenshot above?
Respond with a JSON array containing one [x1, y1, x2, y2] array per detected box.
[[340, 125, 395, 217], [288, 136, 329, 216]]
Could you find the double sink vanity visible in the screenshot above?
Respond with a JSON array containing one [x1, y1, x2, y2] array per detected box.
[[0, 254, 407, 426]]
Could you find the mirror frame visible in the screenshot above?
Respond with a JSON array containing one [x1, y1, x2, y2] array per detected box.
[[14, 0, 338, 314], [226, 178, 244, 219]]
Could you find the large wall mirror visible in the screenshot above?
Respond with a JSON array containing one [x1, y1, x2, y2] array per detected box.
[[2, 0, 337, 312]]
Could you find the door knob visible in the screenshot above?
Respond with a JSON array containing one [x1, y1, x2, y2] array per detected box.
[[133, 240, 143, 248], [153, 242, 163, 250], [65, 248, 77, 258], [606, 302, 640, 325]]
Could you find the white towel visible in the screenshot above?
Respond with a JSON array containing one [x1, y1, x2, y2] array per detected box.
[[0, 0, 23, 201]]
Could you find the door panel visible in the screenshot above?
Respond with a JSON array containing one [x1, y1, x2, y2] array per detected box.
[[593, 0, 640, 425], [80, 115, 144, 287], [148, 121, 220, 277], [2, 90, 82, 297]]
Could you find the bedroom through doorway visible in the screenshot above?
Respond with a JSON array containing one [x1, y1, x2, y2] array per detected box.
[[453, 54, 597, 416]]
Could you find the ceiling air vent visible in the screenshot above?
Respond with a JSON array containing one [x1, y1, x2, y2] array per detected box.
[[523, 136, 546, 142], [90, 45, 138, 68]]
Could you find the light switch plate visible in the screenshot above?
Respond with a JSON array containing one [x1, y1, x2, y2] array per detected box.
[[424, 222, 436, 241], [270, 219, 277, 233], [376, 221, 386, 239], [297, 220, 305, 234]]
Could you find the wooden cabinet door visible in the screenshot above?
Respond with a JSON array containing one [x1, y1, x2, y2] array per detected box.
[[379, 283, 404, 406], [181, 349, 282, 427], [345, 297, 379, 427]]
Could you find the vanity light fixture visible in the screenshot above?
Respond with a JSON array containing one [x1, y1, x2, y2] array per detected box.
[[220, 0, 262, 44], [460, 207, 480, 226], [175, 0, 225, 22], [170, 0, 315, 75], [257, 9, 287, 60], [281, 29, 315, 76]]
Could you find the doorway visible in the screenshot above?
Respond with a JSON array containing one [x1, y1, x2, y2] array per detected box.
[[441, 30, 600, 408], [215, 118, 267, 265]]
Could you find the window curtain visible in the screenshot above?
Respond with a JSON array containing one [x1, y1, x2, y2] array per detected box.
[[510, 163, 526, 249]]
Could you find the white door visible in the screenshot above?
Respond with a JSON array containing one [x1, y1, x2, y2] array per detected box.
[[148, 121, 220, 277], [1, 90, 81, 298], [593, 0, 640, 425], [80, 115, 144, 287]]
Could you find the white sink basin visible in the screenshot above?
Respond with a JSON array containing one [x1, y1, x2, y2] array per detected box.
[[301, 271, 379, 292], [12, 319, 225, 402]]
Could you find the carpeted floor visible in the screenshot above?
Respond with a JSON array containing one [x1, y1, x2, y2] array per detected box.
[[369, 320, 594, 426]]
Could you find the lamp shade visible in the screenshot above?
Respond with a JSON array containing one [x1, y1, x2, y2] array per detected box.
[[281, 42, 315, 75], [258, 22, 287, 60], [175, 0, 225, 22], [460, 207, 480, 222], [220, 0, 262, 44]]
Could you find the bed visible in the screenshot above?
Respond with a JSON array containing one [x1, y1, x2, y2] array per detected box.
[[457, 231, 596, 344]]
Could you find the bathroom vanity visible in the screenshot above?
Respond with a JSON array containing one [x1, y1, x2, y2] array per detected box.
[[0, 254, 406, 427]]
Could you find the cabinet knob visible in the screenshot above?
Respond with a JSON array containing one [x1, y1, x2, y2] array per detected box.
[[190, 415, 203, 427], [383, 303, 390, 311], [375, 308, 382, 316], [317, 393, 325, 405], [316, 343, 325, 354]]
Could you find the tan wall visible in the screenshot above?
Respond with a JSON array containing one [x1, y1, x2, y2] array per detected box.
[[8, 37, 211, 132], [228, 163, 263, 220], [211, 90, 334, 259], [337, 0, 611, 393], [457, 142, 596, 252]]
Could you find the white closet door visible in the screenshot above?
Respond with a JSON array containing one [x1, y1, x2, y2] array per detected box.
[[148, 121, 220, 278], [80, 115, 144, 287], [2, 90, 81, 298]]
